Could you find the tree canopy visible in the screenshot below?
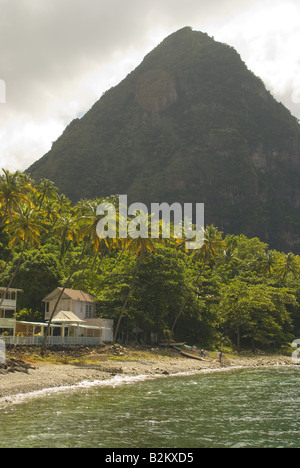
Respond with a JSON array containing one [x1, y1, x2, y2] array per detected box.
[[1, 169, 300, 350]]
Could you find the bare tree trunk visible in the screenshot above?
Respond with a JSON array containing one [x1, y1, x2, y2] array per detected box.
[[237, 326, 241, 352], [113, 253, 142, 344], [170, 268, 203, 335], [40, 242, 90, 356], [171, 295, 190, 334]]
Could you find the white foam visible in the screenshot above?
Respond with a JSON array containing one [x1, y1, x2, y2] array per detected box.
[[0, 373, 164, 409], [0, 365, 253, 410]]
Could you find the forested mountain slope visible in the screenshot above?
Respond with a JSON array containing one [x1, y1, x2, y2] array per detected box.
[[28, 27, 300, 252]]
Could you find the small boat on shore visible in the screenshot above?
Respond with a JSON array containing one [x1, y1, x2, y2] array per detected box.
[[181, 350, 205, 361], [159, 342, 186, 348], [173, 345, 185, 352]]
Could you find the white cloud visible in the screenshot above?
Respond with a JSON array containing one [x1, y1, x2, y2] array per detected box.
[[206, 0, 300, 117], [0, 0, 299, 173], [0, 109, 65, 171]]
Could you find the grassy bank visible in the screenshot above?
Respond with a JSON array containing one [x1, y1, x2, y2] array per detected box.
[[6, 343, 293, 366]]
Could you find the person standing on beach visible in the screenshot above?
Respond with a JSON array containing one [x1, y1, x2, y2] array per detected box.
[[218, 351, 223, 367]]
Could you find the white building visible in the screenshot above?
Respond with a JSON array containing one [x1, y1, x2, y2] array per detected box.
[[0, 287, 22, 318], [0, 287, 113, 346], [0, 287, 22, 337], [43, 288, 114, 343]]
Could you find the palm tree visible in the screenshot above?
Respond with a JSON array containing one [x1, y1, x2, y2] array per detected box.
[[42, 201, 61, 227], [53, 213, 78, 260], [194, 225, 226, 268], [76, 200, 106, 253], [0, 207, 46, 309], [4, 207, 45, 249], [257, 250, 278, 275], [56, 193, 72, 216], [0, 169, 35, 221], [41, 199, 113, 354], [171, 225, 225, 335], [40, 243, 91, 356], [275, 252, 300, 284], [36, 179, 58, 211], [113, 211, 157, 344]]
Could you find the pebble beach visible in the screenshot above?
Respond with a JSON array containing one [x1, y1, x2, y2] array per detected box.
[[0, 346, 294, 407]]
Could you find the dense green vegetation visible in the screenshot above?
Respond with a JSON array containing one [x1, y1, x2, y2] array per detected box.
[[28, 27, 300, 253], [1, 170, 300, 351]]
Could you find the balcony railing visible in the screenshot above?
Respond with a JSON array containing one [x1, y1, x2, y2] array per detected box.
[[0, 336, 101, 346], [0, 299, 17, 310], [0, 318, 16, 329]]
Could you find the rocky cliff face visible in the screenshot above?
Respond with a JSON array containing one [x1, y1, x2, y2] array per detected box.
[[28, 27, 300, 252]]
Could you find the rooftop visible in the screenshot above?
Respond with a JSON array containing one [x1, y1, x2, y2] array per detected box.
[[43, 288, 95, 303]]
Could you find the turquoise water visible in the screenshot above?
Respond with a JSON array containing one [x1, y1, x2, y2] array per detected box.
[[0, 367, 300, 448]]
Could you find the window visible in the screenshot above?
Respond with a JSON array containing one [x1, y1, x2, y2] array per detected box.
[[45, 302, 50, 313], [62, 299, 71, 311], [85, 304, 92, 318]]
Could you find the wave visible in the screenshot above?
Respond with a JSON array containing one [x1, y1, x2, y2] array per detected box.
[[0, 373, 152, 409], [0, 365, 249, 410]]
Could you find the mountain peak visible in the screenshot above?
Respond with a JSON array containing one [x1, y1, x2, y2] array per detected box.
[[27, 28, 300, 252]]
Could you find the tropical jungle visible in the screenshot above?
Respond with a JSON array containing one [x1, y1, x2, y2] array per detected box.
[[1, 169, 300, 351]]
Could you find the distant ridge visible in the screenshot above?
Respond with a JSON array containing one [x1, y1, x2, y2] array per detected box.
[[28, 27, 300, 252]]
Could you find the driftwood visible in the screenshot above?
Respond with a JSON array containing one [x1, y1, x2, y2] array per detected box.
[[0, 358, 36, 375]]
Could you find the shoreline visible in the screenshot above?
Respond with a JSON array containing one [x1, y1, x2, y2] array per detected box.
[[0, 350, 294, 408]]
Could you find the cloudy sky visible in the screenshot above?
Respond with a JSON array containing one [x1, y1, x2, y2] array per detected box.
[[1, 0, 300, 173]]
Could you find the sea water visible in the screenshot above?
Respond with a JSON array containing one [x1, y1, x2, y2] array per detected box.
[[0, 367, 299, 448]]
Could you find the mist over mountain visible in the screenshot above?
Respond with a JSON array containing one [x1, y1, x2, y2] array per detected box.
[[28, 27, 300, 252]]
